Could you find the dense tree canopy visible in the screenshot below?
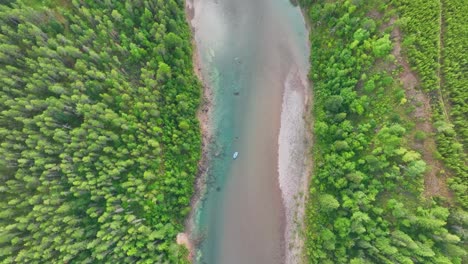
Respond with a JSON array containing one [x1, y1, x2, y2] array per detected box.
[[395, 0, 468, 209], [0, 0, 200, 263], [300, 0, 467, 263]]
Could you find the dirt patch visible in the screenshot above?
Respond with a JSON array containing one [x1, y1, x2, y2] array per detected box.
[[177, 233, 194, 260], [391, 19, 453, 201]]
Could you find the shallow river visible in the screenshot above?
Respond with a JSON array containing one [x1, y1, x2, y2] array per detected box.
[[187, 0, 309, 263]]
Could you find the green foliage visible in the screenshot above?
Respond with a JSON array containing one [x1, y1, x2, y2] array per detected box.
[[440, 0, 468, 179], [300, 0, 466, 263], [394, 0, 440, 92], [0, 0, 201, 263], [372, 34, 393, 58], [414, 130, 427, 141], [395, 0, 468, 208], [319, 194, 340, 212]]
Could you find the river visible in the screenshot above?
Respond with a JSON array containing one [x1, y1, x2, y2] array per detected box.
[[186, 0, 310, 263]]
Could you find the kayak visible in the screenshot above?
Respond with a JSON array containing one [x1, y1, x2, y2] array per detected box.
[[233, 152, 239, 159]]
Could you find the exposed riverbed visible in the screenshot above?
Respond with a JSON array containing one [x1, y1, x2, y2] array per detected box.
[[185, 0, 310, 263]]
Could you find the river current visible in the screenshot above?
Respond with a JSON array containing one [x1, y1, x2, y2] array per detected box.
[[187, 0, 309, 263]]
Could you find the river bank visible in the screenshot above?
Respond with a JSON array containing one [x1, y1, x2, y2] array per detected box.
[[281, 4, 314, 263], [176, 0, 214, 260], [279, 66, 311, 264]]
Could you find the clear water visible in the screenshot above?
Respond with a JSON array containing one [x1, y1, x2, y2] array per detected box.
[[189, 0, 309, 263]]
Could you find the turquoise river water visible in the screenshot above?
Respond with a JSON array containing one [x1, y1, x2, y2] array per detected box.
[[186, 0, 309, 263]]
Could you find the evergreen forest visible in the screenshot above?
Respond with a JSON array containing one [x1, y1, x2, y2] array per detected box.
[[0, 0, 200, 263], [300, 0, 467, 263]]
